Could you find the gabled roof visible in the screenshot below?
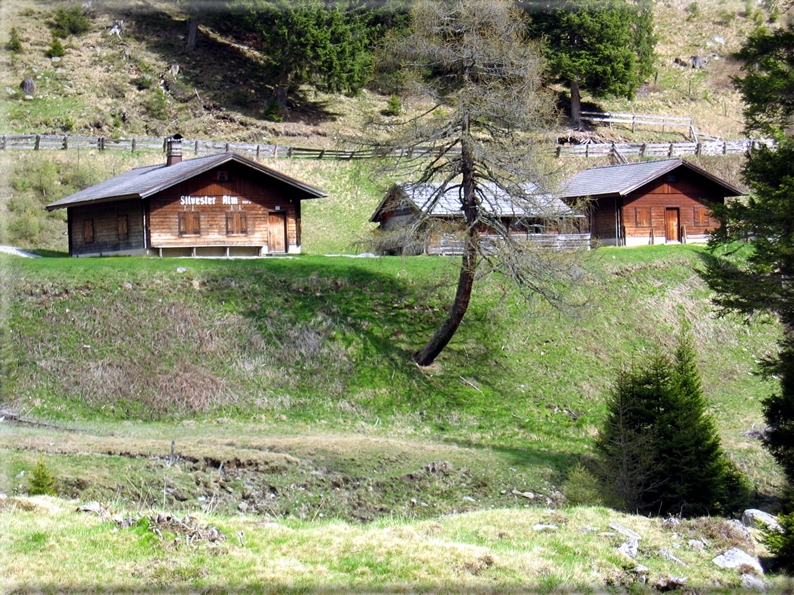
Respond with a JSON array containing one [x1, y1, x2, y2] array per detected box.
[[371, 181, 581, 223], [557, 159, 745, 199], [46, 152, 326, 210]]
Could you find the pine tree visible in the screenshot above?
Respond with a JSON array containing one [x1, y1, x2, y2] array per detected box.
[[597, 331, 748, 516], [526, 0, 656, 128]]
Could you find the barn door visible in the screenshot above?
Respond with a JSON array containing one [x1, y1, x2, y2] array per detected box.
[[268, 212, 287, 253], [665, 208, 679, 243]]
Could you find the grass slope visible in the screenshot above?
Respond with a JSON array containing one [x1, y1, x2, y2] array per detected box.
[[2, 246, 781, 508]]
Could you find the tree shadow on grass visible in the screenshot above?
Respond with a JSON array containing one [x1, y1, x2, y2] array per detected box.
[[103, 3, 342, 127]]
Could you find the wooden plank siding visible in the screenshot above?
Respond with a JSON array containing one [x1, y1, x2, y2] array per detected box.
[[68, 200, 146, 255], [621, 171, 722, 245], [147, 162, 301, 253]]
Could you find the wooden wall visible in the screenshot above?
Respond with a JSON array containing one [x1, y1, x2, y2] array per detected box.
[[622, 171, 723, 243], [68, 199, 145, 255], [148, 162, 302, 252]]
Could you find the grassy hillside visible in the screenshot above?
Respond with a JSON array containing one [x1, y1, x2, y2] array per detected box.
[[0, 0, 777, 142], [0, 245, 785, 591], [3, 247, 781, 495]]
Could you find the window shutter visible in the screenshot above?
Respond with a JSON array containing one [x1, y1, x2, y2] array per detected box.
[[84, 220, 94, 243], [192, 212, 200, 235], [635, 207, 651, 227], [239, 212, 248, 234], [117, 215, 129, 240], [226, 212, 234, 235]]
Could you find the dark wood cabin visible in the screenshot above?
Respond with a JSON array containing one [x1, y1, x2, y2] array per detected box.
[[370, 182, 589, 255], [557, 159, 744, 247], [46, 138, 326, 257]]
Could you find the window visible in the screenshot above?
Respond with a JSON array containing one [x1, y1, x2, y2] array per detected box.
[[178, 211, 201, 236], [694, 207, 711, 227], [635, 207, 652, 227], [83, 219, 94, 244], [215, 170, 229, 182], [226, 211, 248, 235], [117, 215, 129, 241], [664, 173, 677, 183]]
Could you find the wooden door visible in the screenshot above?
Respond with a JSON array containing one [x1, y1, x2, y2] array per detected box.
[[268, 212, 287, 253], [665, 208, 679, 243]]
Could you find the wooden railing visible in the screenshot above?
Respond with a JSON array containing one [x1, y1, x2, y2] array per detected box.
[[580, 111, 696, 139], [0, 133, 776, 161]]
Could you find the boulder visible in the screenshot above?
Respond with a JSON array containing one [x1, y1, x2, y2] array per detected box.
[[712, 548, 763, 574], [618, 538, 638, 559], [741, 573, 766, 592], [742, 509, 781, 532], [609, 522, 641, 541]]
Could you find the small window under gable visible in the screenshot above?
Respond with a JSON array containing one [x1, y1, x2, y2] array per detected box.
[[665, 173, 677, 183], [215, 170, 230, 182]]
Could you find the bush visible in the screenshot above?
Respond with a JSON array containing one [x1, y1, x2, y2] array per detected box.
[[596, 329, 749, 516], [50, 6, 91, 38], [28, 459, 57, 496], [46, 36, 65, 58], [764, 512, 794, 570], [382, 94, 402, 116], [6, 27, 22, 53], [562, 461, 603, 506]]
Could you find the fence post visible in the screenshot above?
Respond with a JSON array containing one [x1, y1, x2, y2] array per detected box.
[[640, 143, 646, 158], [99, 137, 105, 151], [668, 143, 674, 157], [256, 144, 260, 160], [631, 114, 636, 134], [194, 140, 199, 155], [34, 135, 41, 150], [695, 142, 702, 156], [287, 147, 293, 158], [1, 135, 5, 150], [63, 136, 68, 150]]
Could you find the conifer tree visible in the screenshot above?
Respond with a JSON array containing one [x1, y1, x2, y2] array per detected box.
[[597, 331, 748, 516]]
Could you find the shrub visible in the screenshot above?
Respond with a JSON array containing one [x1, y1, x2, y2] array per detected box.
[[51, 6, 91, 38], [596, 329, 749, 516], [764, 512, 794, 570], [685, 2, 700, 20], [6, 27, 22, 53], [46, 36, 65, 58], [382, 94, 402, 116], [28, 459, 57, 496], [562, 461, 603, 506]]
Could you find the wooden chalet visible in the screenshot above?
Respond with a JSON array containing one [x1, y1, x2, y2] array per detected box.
[[370, 182, 589, 255], [557, 159, 744, 247], [46, 137, 326, 257]]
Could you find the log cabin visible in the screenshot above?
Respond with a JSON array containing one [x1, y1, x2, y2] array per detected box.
[[46, 137, 326, 257], [557, 159, 744, 247], [370, 181, 590, 255]]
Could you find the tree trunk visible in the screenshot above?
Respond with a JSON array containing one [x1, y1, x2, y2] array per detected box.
[[187, 16, 198, 51], [413, 121, 478, 367], [412, 234, 478, 366], [570, 79, 582, 130], [275, 85, 289, 115]]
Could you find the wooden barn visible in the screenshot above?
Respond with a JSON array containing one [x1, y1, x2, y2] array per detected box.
[[557, 159, 744, 247], [370, 182, 589, 255], [46, 137, 326, 257]]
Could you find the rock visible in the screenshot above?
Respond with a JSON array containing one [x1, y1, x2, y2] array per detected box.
[[177, 267, 187, 273], [462, 496, 476, 502], [742, 509, 782, 532], [662, 517, 681, 528], [511, 489, 535, 499], [618, 538, 638, 558], [688, 539, 706, 552], [237, 502, 248, 512], [660, 548, 688, 567], [741, 573, 766, 592], [579, 526, 598, 534], [727, 519, 752, 540], [712, 548, 763, 575], [533, 524, 557, 532], [654, 575, 687, 591], [609, 522, 641, 541]]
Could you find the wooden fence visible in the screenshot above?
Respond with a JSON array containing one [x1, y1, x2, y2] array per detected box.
[[0, 133, 775, 161], [580, 111, 696, 139]]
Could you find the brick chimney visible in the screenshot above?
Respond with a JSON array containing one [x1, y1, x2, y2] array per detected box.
[[165, 134, 183, 166]]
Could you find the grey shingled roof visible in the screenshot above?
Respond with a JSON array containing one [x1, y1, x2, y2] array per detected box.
[[46, 152, 326, 210], [372, 181, 580, 222], [558, 159, 745, 198]]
